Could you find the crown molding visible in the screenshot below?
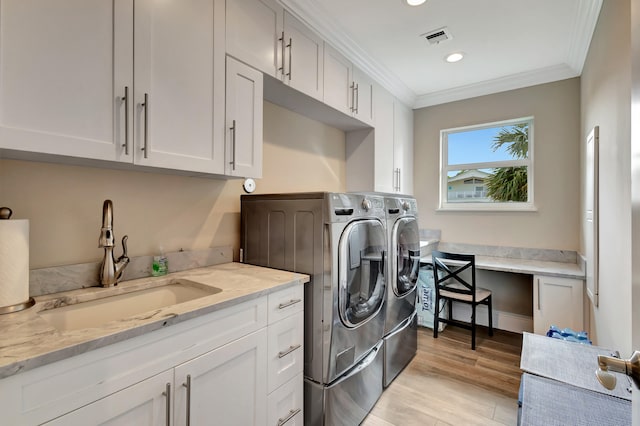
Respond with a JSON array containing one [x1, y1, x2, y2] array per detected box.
[[413, 64, 579, 109], [279, 0, 601, 110], [280, 0, 417, 107], [567, 0, 603, 74]]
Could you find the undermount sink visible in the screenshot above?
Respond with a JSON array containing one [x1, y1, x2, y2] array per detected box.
[[38, 279, 222, 331]]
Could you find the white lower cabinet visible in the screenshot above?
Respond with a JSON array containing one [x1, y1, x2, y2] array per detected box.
[[533, 275, 584, 335], [43, 369, 173, 426], [0, 284, 304, 425], [174, 329, 268, 426]]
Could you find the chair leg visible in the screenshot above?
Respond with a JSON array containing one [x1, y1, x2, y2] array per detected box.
[[471, 304, 476, 350], [488, 296, 494, 337], [433, 295, 439, 339]]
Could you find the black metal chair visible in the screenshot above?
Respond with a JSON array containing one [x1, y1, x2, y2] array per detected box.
[[432, 250, 493, 350]]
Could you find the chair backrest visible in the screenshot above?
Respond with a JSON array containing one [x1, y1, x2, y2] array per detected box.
[[431, 250, 477, 300]]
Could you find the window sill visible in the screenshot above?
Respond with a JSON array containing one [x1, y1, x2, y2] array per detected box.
[[437, 202, 538, 212]]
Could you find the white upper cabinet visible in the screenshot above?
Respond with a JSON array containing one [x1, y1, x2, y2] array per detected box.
[[374, 87, 396, 193], [393, 100, 414, 195], [0, 0, 225, 175], [352, 66, 375, 126], [323, 44, 374, 127], [226, 56, 263, 178], [0, 0, 132, 162], [226, 0, 323, 101], [323, 44, 353, 117], [346, 84, 413, 194], [133, 0, 225, 174], [226, 0, 282, 77]]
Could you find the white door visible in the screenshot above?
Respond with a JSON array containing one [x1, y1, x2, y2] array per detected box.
[[353, 66, 375, 126], [374, 86, 395, 193], [282, 11, 324, 101], [134, 0, 225, 174], [323, 44, 353, 116], [533, 275, 584, 335], [394, 100, 414, 194], [174, 329, 268, 426], [226, 57, 263, 178], [226, 0, 283, 77], [0, 0, 132, 162], [42, 369, 173, 426]]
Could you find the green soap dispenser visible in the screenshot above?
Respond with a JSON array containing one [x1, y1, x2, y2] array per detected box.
[[152, 247, 168, 276]]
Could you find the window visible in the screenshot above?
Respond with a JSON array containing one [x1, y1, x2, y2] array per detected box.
[[439, 117, 534, 211]]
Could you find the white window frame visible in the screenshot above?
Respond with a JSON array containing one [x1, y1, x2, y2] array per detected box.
[[439, 116, 536, 211]]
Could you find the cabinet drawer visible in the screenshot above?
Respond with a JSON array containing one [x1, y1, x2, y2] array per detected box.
[[268, 373, 303, 426], [268, 311, 304, 393], [267, 284, 303, 324]]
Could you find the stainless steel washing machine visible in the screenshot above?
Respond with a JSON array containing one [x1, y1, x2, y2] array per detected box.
[[240, 192, 387, 425], [383, 194, 420, 387]]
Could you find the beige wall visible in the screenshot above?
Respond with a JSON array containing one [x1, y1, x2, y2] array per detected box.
[[0, 101, 346, 269], [580, 0, 632, 353], [413, 78, 581, 251]]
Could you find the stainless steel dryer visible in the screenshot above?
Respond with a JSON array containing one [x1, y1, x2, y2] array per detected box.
[[382, 194, 420, 387], [240, 192, 387, 426]]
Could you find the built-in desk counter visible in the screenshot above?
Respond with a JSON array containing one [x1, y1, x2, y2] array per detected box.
[[419, 242, 586, 335], [420, 253, 584, 280]]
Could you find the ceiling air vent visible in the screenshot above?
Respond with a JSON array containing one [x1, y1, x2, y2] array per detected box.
[[421, 27, 453, 45]]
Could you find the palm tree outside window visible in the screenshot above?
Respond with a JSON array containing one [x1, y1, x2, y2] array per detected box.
[[439, 117, 534, 211]]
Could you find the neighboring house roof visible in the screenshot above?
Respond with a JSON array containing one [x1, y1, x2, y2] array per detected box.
[[448, 169, 491, 183]]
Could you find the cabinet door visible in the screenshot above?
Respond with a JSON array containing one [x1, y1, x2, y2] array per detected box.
[[394, 100, 414, 194], [323, 44, 353, 116], [353, 66, 375, 126], [134, 0, 225, 174], [0, 0, 132, 162], [533, 275, 584, 335], [226, 0, 282, 77], [226, 57, 263, 178], [283, 11, 324, 101], [174, 328, 268, 426], [43, 369, 173, 426], [374, 86, 395, 193]]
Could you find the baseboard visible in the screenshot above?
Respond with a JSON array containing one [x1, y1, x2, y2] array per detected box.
[[449, 303, 533, 334]]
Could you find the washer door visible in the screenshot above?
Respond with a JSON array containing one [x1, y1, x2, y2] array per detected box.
[[392, 217, 420, 297], [338, 219, 387, 328]]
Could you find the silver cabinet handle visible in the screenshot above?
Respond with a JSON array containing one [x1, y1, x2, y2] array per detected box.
[[141, 93, 149, 158], [287, 38, 292, 80], [183, 374, 191, 426], [277, 408, 301, 426], [278, 344, 301, 358], [537, 278, 541, 311], [162, 383, 171, 426], [230, 119, 236, 170], [278, 31, 285, 74], [354, 83, 359, 114], [122, 86, 129, 155], [350, 82, 356, 112], [278, 298, 301, 309]]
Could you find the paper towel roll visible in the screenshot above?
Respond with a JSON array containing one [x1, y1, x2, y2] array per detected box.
[[0, 219, 29, 308]]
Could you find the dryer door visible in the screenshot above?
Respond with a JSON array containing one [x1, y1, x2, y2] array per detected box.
[[338, 219, 387, 328], [392, 217, 420, 297]]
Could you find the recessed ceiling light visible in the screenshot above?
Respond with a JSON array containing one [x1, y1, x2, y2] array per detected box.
[[445, 52, 464, 63], [406, 0, 427, 6]]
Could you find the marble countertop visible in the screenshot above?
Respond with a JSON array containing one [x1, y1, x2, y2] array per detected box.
[[0, 262, 309, 380], [420, 254, 584, 279]]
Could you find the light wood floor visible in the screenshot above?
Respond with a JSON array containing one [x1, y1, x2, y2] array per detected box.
[[362, 325, 523, 426]]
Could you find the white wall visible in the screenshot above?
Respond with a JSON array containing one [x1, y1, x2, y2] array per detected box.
[[413, 78, 581, 251], [0, 101, 346, 269], [581, 0, 632, 354]]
